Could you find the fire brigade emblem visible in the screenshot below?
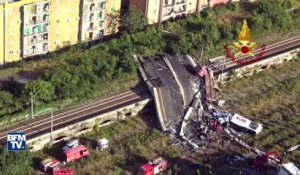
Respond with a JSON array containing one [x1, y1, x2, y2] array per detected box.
[[224, 19, 266, 65], [233, 19, 256, 57]]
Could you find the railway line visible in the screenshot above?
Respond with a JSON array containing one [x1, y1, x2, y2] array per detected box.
[[0, 35, 299, 145], [210, 36, 300, 75], [0, 89, 149, 144]]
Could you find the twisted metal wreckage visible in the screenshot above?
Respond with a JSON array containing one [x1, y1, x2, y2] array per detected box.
[[135, 53, 300, 174]]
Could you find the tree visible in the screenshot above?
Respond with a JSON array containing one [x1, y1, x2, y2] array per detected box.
[[0, 146, 32, 175], [0, 91, 14, 109], [120, 7, 148, 34], [0, 91, 22, 117], [24, 79, 55, 103], [106, 10, 121, 34]]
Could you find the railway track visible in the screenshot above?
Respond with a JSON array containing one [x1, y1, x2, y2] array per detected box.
[[0, 89, 149, 144], [0, 35, 299, 145], [210, 36, 300, 75]]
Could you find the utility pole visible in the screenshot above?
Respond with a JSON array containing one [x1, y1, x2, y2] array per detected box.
[[50, 109, 53, 142], [200, 45, 204, 60], [200, 29, 204, 61], [30, 91, 34, 118]]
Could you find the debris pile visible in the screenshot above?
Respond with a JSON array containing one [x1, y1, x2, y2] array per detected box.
[[136, 53, 299, 174]]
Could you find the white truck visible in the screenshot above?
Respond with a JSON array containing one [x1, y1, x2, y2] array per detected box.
[[96, 138, 109, 151], [230, 113, 263, 135], [278, 163, 300, 175]]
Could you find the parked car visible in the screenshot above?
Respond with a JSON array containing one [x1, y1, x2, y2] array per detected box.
[[225, 155, 247, 166], [62, 139, 79, 151]]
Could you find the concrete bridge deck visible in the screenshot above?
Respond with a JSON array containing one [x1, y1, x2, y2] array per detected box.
[[136, 54, 199, 130]]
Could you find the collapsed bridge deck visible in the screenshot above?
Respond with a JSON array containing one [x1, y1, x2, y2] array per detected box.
[[136, 54, 199, 130]]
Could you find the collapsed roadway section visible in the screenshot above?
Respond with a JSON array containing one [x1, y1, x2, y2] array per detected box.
[[135, 54, 199, 131]]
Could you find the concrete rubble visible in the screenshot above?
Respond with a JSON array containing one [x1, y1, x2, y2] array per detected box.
[[136, 53, 299, 174]]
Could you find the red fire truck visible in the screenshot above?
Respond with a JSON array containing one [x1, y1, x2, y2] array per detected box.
[[138, 157, 168, 175], [63, 145, 89, 162], [40, 158, 60, 172], [52, 167, 74, 175]]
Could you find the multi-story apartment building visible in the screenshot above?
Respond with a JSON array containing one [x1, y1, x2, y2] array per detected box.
[[129, 0, 238, 24], [0, 0, 121, 65], [79, 0, 106, 41]]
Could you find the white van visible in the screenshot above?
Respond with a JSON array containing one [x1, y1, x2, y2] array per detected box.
[[62, 139, 79, 151]]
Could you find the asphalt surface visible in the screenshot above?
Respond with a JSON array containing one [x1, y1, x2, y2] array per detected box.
[[140, 55, 185, 128], [165, 54, 199, 108]]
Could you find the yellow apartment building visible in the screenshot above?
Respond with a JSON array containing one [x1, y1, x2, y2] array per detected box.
[[129, 0, 202, 24], [129, 0, 239, 24], [0, 0, 121, 65]]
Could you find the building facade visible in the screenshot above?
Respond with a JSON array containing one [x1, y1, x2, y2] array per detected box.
[[0, 0, 121, 65], [129, 0, 238, 24]]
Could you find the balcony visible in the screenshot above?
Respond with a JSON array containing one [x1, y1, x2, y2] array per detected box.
[[25, 33, 48, 46], [163, 7, 174, 16], [23, 43, 48, 57], [98, 2, 106, 10], [175, 5, 187, 13], [27, 3, 49, 16], [43, 4, 49, 12], [176, 0, 186, 5], [88, 23, 95, 31], [99, 21, 104, 29], [89, 13, 94, 21], [163, 0, 175, 7], [90, 3, 95, 11]]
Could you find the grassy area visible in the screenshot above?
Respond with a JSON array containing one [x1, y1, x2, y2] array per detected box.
[[31, 114, 206, 175], [0, 76, 139, 128], [1, 0, 300, 122], [220, 58, 300, 164]]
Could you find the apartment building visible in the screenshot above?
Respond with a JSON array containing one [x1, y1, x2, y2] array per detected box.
[[129, 0, 238, 24], [0, 0, 121, 65]]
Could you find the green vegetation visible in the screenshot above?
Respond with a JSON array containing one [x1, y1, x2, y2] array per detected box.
[[0, 0, 299, 123], [120, 7, 149, 34], [0, 147, 32, 175], [32, 115, 203, 175], [220, 58, 300, 164]]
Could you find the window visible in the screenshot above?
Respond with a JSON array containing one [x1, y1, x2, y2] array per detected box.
[[98, 30, 103, 37], [24, 27, 30, 35], [99, 21, 103, 28], [249, 122, 259, 130], [84, 5, 88, 12], [97, 11, 102, 19], [9, 51, 13, 55], [37, 24, 42, 33], [83, 15, 87, 22]]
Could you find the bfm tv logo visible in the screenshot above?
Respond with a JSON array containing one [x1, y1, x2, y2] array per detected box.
[[7, 132, 26, 151]]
